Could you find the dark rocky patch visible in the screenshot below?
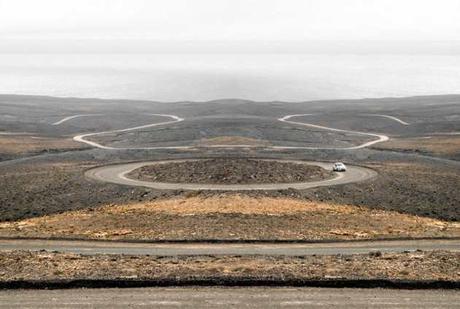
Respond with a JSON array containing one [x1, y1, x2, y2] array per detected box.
[[128, 159, 333, 184]]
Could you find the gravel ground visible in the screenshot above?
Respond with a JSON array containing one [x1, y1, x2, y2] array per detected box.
[[0, 158, 459, 224], [0, 250, 459, 282], [291, 162, 460, 222], [0, 94, 459, 225], [128, 158, 333, 184], [372, 135, 460, 161], [0, 136, 86, 161], [1, 195, 458, 241]]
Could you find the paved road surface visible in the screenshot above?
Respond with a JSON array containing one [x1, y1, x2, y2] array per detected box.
[[72, 114, 185, 150], [70, 113, 393, 151], [1, 287, 459, 308], [85, 159, 377, 191], [277, 114, 390, 150], [51, 114, 102, 125], [1, 239, 458, 256], [361, 113, 410, 125]]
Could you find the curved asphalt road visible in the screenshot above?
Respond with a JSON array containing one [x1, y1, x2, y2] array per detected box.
[[52, 114, 103, 125], [0, 239, 458, 256], [361, 113, 410, 125], [72, 114, 185, 150], [69, 113, 395, 150], [277, 114, 390, 150], [85, 159, 377, 191]]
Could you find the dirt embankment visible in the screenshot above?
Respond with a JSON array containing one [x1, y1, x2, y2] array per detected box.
[[1, 250, 459, 282], [127, 159, 333, 185], [1, 195, 459, 241]]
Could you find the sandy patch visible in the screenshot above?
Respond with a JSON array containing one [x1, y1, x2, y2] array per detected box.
[[375, 135, 460, 157], [1, 195, 459, 241], [0, 136, 84, 155], [1, 250, 459, 282]]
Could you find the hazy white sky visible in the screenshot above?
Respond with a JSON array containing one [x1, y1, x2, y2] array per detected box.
[[1, 0, 459, 41]]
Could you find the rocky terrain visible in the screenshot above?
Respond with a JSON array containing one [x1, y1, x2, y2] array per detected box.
[[372, 135, 460, 160], [1, 156, 458, 224], [1, 250, 459, 282], [0, 94, 459, 224], [0, 94, 459, 288], [0, 135, 85, 161], [1, 194, 459, 241], [128, 158, 333, 185]]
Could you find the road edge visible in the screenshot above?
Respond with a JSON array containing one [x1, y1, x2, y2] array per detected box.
[[1, 278, 459, 290]]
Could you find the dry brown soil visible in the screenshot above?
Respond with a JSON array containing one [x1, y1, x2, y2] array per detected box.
[[1, 250, 459, 282], [373, 135, 460, 160], [1, 195, 459, 241], [0, 135, 84, 160], [128, 158, 333, 184]]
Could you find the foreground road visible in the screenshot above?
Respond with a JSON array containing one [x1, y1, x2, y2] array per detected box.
[[85, 160, 377, 191], [1, 287, 459, 308], [1, 239, 459, 256]]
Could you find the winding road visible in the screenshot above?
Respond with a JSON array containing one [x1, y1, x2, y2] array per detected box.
[[85, 159, 377, 191], [69, 113, 387, 190], [361, 113, 410, 125], [277, 114, 390, 150], [69, 113, 395, 151], [72, 114, 185, 150], [52, 114, 103, 125]]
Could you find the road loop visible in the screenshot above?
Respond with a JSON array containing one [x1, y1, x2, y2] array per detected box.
[[85, 159, 377, 191]]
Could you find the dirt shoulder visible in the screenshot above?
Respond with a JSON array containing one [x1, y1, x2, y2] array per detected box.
[[0, 135, 85, 161], [1, 195, 459, 241], [1, 250, 459, 282], [372, 135, 460, 160], [127, 159, 333, 185]]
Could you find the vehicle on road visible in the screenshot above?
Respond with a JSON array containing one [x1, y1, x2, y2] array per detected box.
[[333, 162, 347, 172]]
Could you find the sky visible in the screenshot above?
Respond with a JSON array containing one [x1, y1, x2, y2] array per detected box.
[[0, 0, 459, 52]]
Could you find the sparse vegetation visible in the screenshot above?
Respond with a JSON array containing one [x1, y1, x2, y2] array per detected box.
[[0, 136, 84, 160], [1, 250, 459, 282], [373, 135, 460, 160], [1, 195, 458, 241]]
